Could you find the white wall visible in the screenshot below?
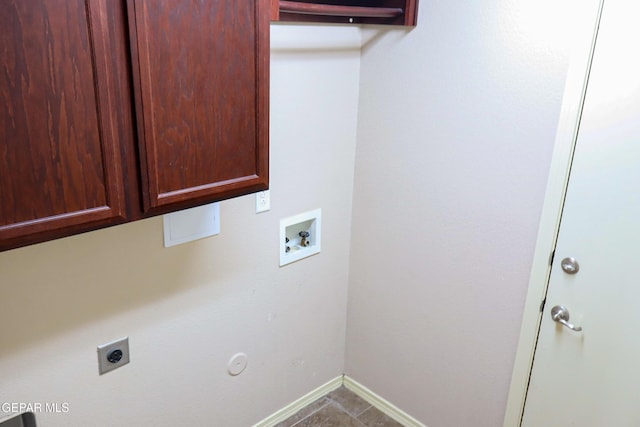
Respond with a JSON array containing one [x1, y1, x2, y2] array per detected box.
[[0, 25, 360, 427], [346, 1, 580, 426]]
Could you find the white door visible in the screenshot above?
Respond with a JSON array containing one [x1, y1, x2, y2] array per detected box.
[[521, 1, 640, 425]]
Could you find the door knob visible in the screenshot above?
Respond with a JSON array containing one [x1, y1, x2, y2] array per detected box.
[[551, 305, 583, 332]]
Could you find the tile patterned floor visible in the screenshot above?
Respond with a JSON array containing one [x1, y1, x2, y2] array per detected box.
[[274, 386, 405, 427]]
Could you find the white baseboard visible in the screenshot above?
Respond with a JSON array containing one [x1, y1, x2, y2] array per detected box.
[[253, 375, 426, 427], [252, 376, 343, 427], [343, 376, 427, 427]]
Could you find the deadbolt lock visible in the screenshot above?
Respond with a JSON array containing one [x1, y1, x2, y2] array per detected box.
[[561, 257, 580, 274]]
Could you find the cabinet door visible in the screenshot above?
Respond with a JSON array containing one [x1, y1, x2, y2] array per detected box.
[[0, 0, 131, 248], [127, 0, 270, 214]]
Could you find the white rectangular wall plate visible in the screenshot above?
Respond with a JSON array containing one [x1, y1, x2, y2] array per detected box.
[[280, 208, 321, 266], [163, 203, 220, 247]]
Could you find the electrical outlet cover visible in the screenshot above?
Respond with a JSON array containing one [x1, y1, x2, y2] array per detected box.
[[97, 337, 130, 375], [256, 190, 271, 213]]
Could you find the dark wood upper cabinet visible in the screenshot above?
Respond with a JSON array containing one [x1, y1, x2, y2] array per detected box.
[[0, 0, 134, 249], [127, 0, 270, 214], [271, 0, 418, 26], [0, 0, 269, 251]]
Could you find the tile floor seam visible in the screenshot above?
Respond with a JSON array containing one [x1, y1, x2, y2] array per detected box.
[[336, 401, 371, 419], [356, 405, 406, 427], [275, 386, 404, 427], [334, 401, 371, 419], [351, 414, 368, 427], [352, 405, 372, 418], [289, 400, 331, 427], [356, 406, 380, 424], [326, 387, 373, 418], [333, 408, 368, 427]]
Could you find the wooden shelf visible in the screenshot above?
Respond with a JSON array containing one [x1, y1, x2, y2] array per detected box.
[[272, 0, 418, 26], [279, 1, 403, 18]]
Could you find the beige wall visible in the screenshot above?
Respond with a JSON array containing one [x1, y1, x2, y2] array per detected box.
[[1, 4, 591, 426], [346, 1, 580, 426], [0, 25, 360, 426]]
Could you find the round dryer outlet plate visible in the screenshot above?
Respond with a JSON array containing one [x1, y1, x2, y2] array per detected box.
[[227, 352, 248, 376]]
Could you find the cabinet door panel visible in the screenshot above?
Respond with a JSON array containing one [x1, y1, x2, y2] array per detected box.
[[0, 0, 128, 245], [128, 0, 269, 213]]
